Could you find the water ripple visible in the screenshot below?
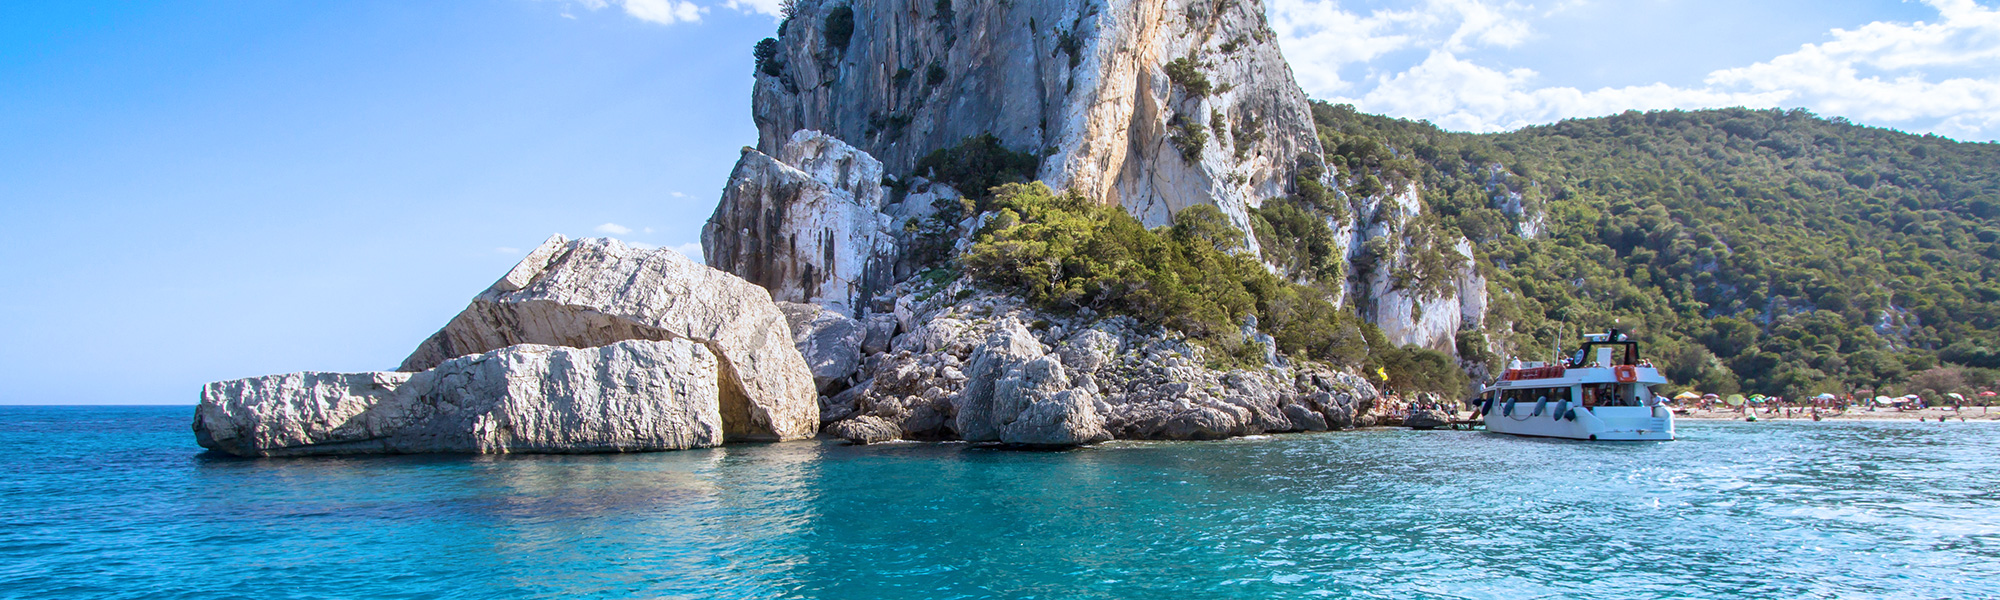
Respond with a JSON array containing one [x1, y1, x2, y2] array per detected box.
[[2, 408, 1997, 599]]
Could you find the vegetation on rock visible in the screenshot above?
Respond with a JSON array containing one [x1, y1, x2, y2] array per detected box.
[[913, 133, 1040, 206], [1311, 102, 2000, 398], [1164, 57, 1210, 97], [961, 182, 1380, 372], [823, 5, 855, 50]]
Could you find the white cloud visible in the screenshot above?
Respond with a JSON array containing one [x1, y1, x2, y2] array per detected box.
[[1349, 51, 1786, 133], [621, 0, 706, 24], [594, 222, 634, 235], [1269, 0, 1535, 94], [1274, 0, 2000, 140], [723, 0, 784, 17], [669, 242, 704, 262], [558, 0, 707, 25], [669, 191, 687, 198]]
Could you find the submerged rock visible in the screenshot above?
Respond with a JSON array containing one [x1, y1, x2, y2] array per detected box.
[[196, 340, 722, 457], [400, 235, 819, 442]]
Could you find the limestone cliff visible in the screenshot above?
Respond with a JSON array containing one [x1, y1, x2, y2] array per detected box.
[[750, 0, 1323, 242], [704, 131, 897, 317]]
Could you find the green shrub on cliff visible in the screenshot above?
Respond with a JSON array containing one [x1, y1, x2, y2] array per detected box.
[[823, 5, 855, 50], [913, 134, 1040, 206], [963, 182, 1379, 370], [1164, 57, 1210, 97]]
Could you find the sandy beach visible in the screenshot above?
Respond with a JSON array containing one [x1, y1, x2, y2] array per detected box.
[[1674, 406, 2000, 421]]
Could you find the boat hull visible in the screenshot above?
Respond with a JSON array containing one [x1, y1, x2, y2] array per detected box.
[[1484, 405, 1674, 441]]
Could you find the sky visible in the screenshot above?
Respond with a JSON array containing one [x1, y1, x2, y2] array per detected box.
[[1, 0, 1996, 405]]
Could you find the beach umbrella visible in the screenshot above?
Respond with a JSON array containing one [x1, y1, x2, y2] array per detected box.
[[1703, 393, 1720, 400], [1675, 391, 1702, 400], [1727, 394, 1746, 406], [1875, 396, 1894, 405], [1948, 393, 1965, 401], [1815, 393, 1837, 400], [1982, 391, 1997, 397]]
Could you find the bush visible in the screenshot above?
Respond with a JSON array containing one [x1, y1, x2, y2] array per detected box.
[[1376, 345, 1471, 397], [753, 38, 782, 77], [823, 5, 855, 50], [1169, 116, 1207, 161], [1250, 196, 1341, 283], [913, 134, 1040, 205], [1163, 57, 1210, 97], [964, 183, 1370, 366]]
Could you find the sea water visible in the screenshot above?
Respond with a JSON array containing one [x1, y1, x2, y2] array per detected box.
[[2, 406, 1995, 599]]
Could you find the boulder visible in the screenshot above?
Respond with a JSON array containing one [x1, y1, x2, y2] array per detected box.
[[778, 301, 866, 392], [703, 130, 896, 316], [954, 319, 1111, 446], [1406, 407, 1454, 430], [828, 414, 902, 445], [195, 340, 722, 457], [400, 235, 818, 441]]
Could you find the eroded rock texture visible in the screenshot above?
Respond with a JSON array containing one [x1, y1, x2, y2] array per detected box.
[[401, 234, 818, 441], [195, 340, 722, 457], [752, 0, 1323, 250], [822, 286, 1382, 446], [704, 130, 897, 317]]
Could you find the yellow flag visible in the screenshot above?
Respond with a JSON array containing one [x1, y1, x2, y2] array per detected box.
[[1376, 366, 1388, 380]]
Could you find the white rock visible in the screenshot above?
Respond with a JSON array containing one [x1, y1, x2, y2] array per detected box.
[[778, 301, 866, 392], [703, 131, 897, 317], [195, 340, 722, 457], [401, 235, 819, 441]]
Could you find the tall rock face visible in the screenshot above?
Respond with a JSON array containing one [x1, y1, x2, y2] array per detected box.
[[196, 340, 723, 457], [402, 234, 819, 442], [704, 130, 897, 317], [751, 0, 1322, 242]]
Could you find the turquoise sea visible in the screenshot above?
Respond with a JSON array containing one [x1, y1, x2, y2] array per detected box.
[[2, 406, 1995, 599]]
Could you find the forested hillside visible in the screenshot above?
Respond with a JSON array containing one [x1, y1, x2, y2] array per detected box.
[[1313, 105, 2000, 398]]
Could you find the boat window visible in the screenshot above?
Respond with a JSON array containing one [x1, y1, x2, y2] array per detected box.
[[1583, 383, 1641, 407]]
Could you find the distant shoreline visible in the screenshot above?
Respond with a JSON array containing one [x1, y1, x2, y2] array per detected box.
[[1674, 407, 1999, 421]]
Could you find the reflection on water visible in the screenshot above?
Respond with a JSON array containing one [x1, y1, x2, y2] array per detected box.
[[1, 406, 1996, 599]]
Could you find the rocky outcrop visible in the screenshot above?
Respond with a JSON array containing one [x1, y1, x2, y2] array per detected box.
[[819, 284, 1382, 445], [704, 130, 897, 317], [752, 0, 1323, 249], [1340, 185, 1491, 356], [778, 301, 866, 392], [401, 235, 819, 441], [195, 340, 722, 457], [954, 319, 1112, 446], [1404, 407, 1453, 430]]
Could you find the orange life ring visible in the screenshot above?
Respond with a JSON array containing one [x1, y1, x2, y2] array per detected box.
[[1614, 365, 1638, 383]]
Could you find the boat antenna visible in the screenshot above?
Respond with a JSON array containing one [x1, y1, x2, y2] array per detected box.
[[1552, 324, 1561, 363]]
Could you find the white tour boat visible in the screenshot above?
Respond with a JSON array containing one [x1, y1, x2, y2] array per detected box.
[[1475, 330, 1675, 441]]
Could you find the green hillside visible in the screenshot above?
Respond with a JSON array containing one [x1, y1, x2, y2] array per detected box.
[[1315, 104, 2000, 398]]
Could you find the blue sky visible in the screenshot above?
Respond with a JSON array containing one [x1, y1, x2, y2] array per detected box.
[[2, 0, 1996, 404]]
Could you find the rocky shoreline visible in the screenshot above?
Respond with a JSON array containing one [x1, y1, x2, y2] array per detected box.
[[194, 0, 1446, 455]]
